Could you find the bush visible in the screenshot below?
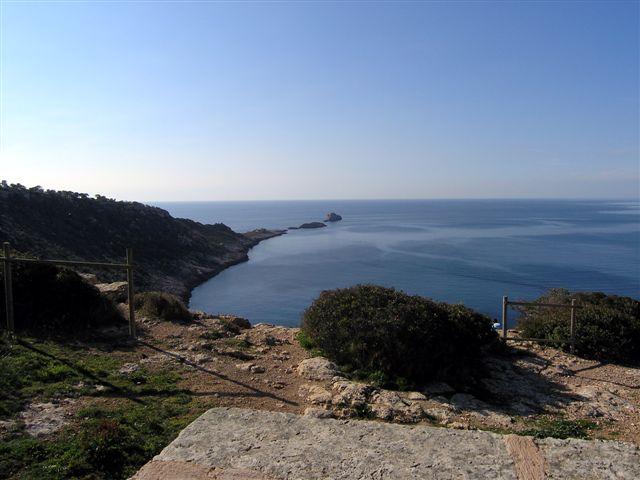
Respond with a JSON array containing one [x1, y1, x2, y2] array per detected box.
[[517, 289, 640, 364], [134, 292, 191, 322], [0, 263, 123, 333], [300, 285, 498, 388]]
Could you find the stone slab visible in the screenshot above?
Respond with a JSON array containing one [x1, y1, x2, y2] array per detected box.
[[134, 408, 640, 480]]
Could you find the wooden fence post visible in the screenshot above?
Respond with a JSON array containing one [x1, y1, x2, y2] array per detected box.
[[570, 299, 576, 354], [126, 248, 136, 338], [3, 242, 15, 334], [501, 296, 508, 341]]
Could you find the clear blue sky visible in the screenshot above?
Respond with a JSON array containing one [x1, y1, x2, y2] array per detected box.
[[1, 1, 638, 201]]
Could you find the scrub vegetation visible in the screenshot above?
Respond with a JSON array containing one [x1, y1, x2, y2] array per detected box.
[[518, 289, 640, 364], [300, 284, 500, 389]]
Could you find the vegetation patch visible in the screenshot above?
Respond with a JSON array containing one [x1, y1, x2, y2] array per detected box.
[[222, 337, 251, 350], [521, 417, 597, 440], [200, 329, 225, 341], [300, 284, 499, 389], [0, 263, 123, 333], [517, 289, 640, 364], [0, 336, 196, 479], [134, 291, 192, 322], [0, 397, 196, 479]]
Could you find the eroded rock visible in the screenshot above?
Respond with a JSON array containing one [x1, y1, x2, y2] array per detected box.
[[297, 357, 341, 381], [299, 384, 333, 405], [96, 281, 128, 302]]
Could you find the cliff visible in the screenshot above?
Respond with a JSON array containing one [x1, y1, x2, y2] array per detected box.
[[0, 182, 283, 299]]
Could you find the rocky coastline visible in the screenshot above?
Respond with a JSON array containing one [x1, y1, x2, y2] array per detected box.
[[0, 183, 286, 302]]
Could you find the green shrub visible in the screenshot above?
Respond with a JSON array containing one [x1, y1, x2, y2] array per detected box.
[[0, 263, 123, 333], [300, 284, 498, 388], [296, 330, 316, 350], [521, 418, 596, 440], [134, 292, 192, 322], [517, 289, 640, 364]]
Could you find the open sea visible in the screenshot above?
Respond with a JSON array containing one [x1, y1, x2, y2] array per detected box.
[[155, 200, 640, 327]]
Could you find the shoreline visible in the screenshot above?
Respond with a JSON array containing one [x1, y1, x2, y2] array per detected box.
[[180, 228, 287, 304]]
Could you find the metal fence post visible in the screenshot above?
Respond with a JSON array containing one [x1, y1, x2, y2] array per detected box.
[[2, 242, 15, 334], [569, 298, 576, 354], [126, 248, 136, 338], [501, 296, 508, 341]]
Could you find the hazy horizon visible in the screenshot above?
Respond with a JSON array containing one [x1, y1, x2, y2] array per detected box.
[[3, 180, 640, 204], [1, 2, 638, 201]]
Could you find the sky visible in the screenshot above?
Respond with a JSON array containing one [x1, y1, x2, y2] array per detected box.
[[0, 1, 638, 201]]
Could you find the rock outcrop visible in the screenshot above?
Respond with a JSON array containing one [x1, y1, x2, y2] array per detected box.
[[96, 281, 129, 303], [297, 222, 327, 229], [297, 357, 341, 381], [134, 407, 640, 480], [324, 212, 342, 222]]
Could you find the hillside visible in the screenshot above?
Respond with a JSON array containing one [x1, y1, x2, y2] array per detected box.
[[0, 182, 282, 298]]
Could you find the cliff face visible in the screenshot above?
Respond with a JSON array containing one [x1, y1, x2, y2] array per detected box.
[[0, 183, 280, 299]]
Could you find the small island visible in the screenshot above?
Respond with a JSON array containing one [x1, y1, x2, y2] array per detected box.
[[298, 222, 327, 229], [325, 212, 342, 222]]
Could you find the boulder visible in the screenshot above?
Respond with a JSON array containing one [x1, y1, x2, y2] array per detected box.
[[406, 391, 427, 401], [297, 357, 341, 381], [324, 212, 342, 222], [299, 384, 333, 405], [235, 362, 255, 371], [95, 281, 128, 302], [331, 380, 372, 408], [78, 273, 99, 285], [369, 390, 424, 423]]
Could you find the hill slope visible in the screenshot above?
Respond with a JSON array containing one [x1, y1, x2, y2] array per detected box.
[[0, 183, 282, 299]]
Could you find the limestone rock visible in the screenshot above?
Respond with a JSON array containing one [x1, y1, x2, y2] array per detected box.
[[325, 212, 342, 222], [18, 400, 77, 437], [194, 353, 211, 365], [299, 384, 333, 405], [331, 380, 372, 408], [141, 407, 640, 479], [96, 281, 128, 302], [235, 362, 255, 372], [406, 391, 427, 401], [119, 362, 140, 375], [369, 390, 424, 423], [297, 357, 341, 381], [304, 407, 334, 419]]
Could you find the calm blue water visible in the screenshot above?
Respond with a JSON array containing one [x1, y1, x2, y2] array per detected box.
[[155, 200, 640, 327]]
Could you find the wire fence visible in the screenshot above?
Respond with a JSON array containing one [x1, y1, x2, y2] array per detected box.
[[1, 242, 136, 338], [500, 295, 581, 352]]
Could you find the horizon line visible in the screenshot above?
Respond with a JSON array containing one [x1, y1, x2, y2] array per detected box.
[[150, 197, 640, 203]]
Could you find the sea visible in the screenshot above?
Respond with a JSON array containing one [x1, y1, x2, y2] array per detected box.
[[154, 200, 640, 327]]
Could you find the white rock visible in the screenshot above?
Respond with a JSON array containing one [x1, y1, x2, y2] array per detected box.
[[297, 357, 342, 381]]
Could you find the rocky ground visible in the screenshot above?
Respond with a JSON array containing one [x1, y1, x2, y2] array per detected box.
[[133, 314, 640, 444], [3, 305, 639, 479], [4, 313, 639, 446]]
